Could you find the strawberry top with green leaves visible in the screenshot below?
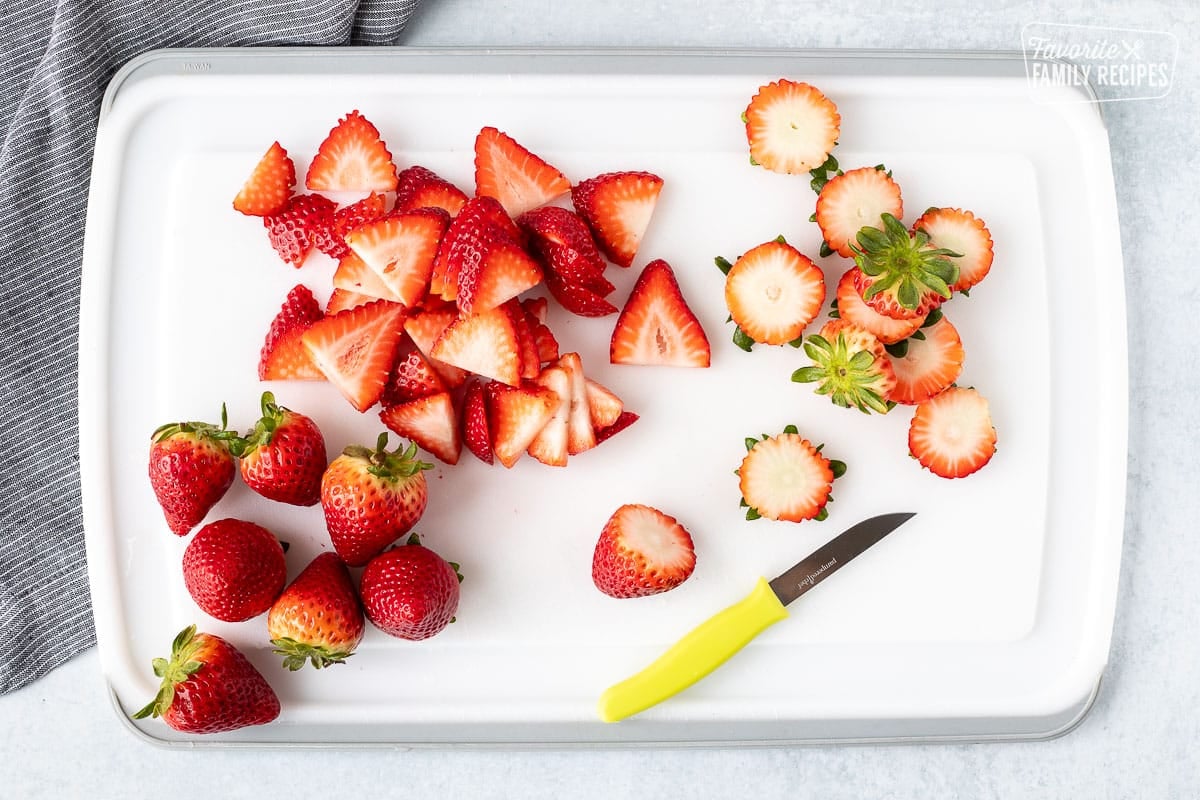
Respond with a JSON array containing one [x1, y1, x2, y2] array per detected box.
[[736, 427, 844, 522], [851, 213, 960, 320], [133, 625, 280, 734], [570, 171, 663, 268], [148, 409, 237, 537], [610, 259, 711, 368], [743, 79, 840, 175], [792, 319, 897, 414], [267, 552, 364, 671], [912, 207, 994, 294], [305, 110, 398, 193], [359, 536, 463, 641], [233, 141, 295, 217], [234, 391, 327, 506], [833, 267, 924, 345], [908, 386, 997, 479], [474, 126, 571, 218], [181, 518, 287, 622], [591, 503, 696, 599]]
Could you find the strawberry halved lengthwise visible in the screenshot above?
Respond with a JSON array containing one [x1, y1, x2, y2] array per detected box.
[[300, 299, 408, 412], [430, 305, 522, 386], [908, 386, 997, 479], [379, 391, 463, 465], [610, 259, 711, 368], [395, 165, 469, 217], [486, 380, 561, 468], [259, 284, 326, 381], [345, 208, 451, 308]]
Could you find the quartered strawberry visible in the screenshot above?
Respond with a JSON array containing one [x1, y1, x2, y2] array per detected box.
[[744, 79, 840, 175], [555, 352, 595, 455], [792, 318, 896, 414], [182, 518, 287, 622], [455, 233, 543, 316], [379, 391, 462, 465], [460, 379, 494, 464], [912, 207, 994, 293], [345, 208, 450, 307], [430, 305, 521, 386], [852, 213, 960, 320], [584, 377, 624, 429], [263, 194, 336, 268], [908, 386, 997, 478], [591, 504, 696, 598], [300, 299, 407, 412], [545, 274, 618, 318], [736, 428, 844, 522], [531, 318, 560, 363], [430, 196, 522, 301], [595, 410, 639, 444], [404, 305, 469, 387], [502, 299, 541, 380], [332, 252, 403, 302], [305, 110, 398, 193], [887, 316, 965, 405], [315, 192, 390, 259], [610, 259, 711, 367], [814, 166, 903, 258], [234, 391, 327, 506], [326, 287, 376, 315], [474, 126, 570, 218], [571, 171, 663, 268], [834, 267, 924, 345], [259, 284, 325, 380], [133, 625, 280, 734], [518, 206, 610, 292], [486, 380, 561, 468], [233, 142, 295, 217], [395, 165, 468, 217], [360, 536, 462, 641], [527, 366, 570, 467], [267, 552, 364, 671], [724, 238, 825, 346], [148, 409, 237, 537], [381, 333, 448, 406]]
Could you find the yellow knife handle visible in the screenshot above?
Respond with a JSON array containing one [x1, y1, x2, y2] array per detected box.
[[597, 576, 789, 723]]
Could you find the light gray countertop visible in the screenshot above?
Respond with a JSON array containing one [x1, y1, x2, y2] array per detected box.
[[5, 1, 1197, 797]]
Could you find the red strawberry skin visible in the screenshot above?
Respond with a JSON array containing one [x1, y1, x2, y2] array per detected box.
[[182, 519, 287, 622], [460, 379, 493, 464], [267, 552, 365, 670], [259, 284, 325, 381], [233, 141, 295, 217], [610, 259, 711, 367], [148, 419, 236, 537], [263, 194, 336, 268], [236, 392, 327, 506], [395, 165, 468, 217], [360, 541, 461, 641], [315, 193, 390, 260], [133, 625, 280, 734]]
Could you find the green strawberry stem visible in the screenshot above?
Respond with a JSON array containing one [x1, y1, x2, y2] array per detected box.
[[152, 404, 236, 445], [793, 334, 890, 414], [344, 433, 433, 480], [230, 391, 288, 456], [132, 625, 204, 720], [271, 637, 353, 671], [851, 213, 961, 312]]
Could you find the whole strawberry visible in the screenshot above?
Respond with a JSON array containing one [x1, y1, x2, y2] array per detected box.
[[182, 519, 287, 622], [234, 391, 327, 506], [320, 433, 432, 567], [267, 552, 364, 670], [132, 625, 280, 734], [148, 406, 236, 536], [359, 535, 462, 641]]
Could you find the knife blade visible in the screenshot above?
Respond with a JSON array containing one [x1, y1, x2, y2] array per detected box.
[[597, 512, 916, 722]]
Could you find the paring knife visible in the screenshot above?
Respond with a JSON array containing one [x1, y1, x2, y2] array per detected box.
[[597, 512, 916, 722]]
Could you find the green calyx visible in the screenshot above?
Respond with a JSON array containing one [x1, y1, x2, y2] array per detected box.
[[132, 625, 204, 720], [343, 432, 433, 480], [271, 637, 354, 671], [792, 333, 892, 414], [851, 213, 961, 312], [151, 404, 235, 445]]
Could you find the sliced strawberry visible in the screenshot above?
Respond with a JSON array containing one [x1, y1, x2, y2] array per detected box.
[[908, 386, 997, 478], [555, 352, 596, 455], [300, 300, 407, 412], [887, 316, 965, 405], [834, 267, 924, 344], [259, 285, 325, 381], [584, 377, 623, 429], [395, 165, 468, 217], [737, 431, 840, 522], [345, 208, 450, 308], [381, 333, 448, 406], [610, 259, 710, 367], [815, 166, 903, 259], [456, 236, 543, 316], [430, 306, 521, 386], [305, 110, 397, 192], [331, 252, 403, 302], [531, 319, 560, 364], [595, 410, 639, 444], [379, 391, 461, 465], [315, 192, 390, 259], [521, 296, 549, 324], [571, 172, 663, 268], [326, 287, 376, 315], [528, 366, 570, 467], [486, 381, 561, 469], [518, 206, 610, 291], [502, 300, 541, 380], [725, 239, 825, 346], [431, 196, 527, 304], [404, 306, 469, 388], [912, 207, 995, 293], [744, 79, 840, 175], [591, 504, 696, 598], [460, 379, 493, 464], [474, 127, 570, 218], [852, 214, 958, 320], [233, 142, 295, 217], [545, 274, 618, 318], [263, 194, 336, 268]]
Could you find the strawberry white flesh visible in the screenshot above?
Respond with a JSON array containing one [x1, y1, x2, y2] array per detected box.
[[738, 433, 835, 522], [591, 504, 696, 599], [430, 306, 521, 386], [332, 253, 403, 303], [610, 259, 711, 368], [528, 366, 570, 467], [555, 352, 596, 455], [744, 80, 840, 174], [474, 127, 570, 218], [815, 167, 903, 259], [345, 211, 448, 308], [487, 382, 561, 469], [908, 386, 997, 478], [571, 172, 663, 268], [379, 392, 462, 465], [913, 207, 994, 293], [725, 240, 825, 345], [305, 110, 397, 192], [584, 377, 624, 430], [300, 300, 407, 412], [887, 317, 965, 405], [233, 142, 295, 216]]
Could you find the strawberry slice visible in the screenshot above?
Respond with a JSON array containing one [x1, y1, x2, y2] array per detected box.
[[474, 127, 570, 218], [315, 193, 390, 259], [381, 333, 448, 406], [886, 316, 965, 405], [815, 166, 904, 259], [531, 318, 560, 364], [300, 299, 407, 412], [595, 410, 639, 444], [345, 209, 450, 307], [528, 366, 570, 467], [404, 306, 469, 388], [912, 207, 995, 293], [430, 306, 521, 386], [555, 352, 595, 455], [379, 391, 461, 465], [834, 267, 924, 345], [908, 386, 997, 478], [259, 285, 325, 381], [331, 252, 403, 303], [521, 296, 549, 324], [486, 381, 561, 469], [610, 259, 711, 367], [545, 274, 618, 318], [455, 235, 543, 316], [584, 377, 623, 430], [233, 142, 295, 217], [325, 288, 376, 315], [502, 299, 541, 380], [305, 110, 398, 193], [431, 196, 531, 306], [724, 238, 825, 346], [591, 504, 696, 598], [395, 166, 469, 217], [518, 206, 610, 292], [737, 430, 841, 522], [744, 79, 840, 175], [571, 172, 663, 268], [263, 194, 336, 268], [460, 379, 493, 464]]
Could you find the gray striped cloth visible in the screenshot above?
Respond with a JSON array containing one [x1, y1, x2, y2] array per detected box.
[[0, 0, 422, 696]]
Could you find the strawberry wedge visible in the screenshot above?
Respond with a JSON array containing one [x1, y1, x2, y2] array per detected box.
[[474, 127, 570, 218], [571, 171, 663, 269], [610, 259, 711, 368], [305, 110, 397, 192], [345, 209, 450, 307], [301, 300, 407, 412]]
